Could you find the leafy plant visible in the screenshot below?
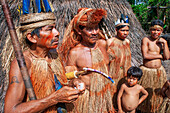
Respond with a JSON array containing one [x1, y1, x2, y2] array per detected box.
[[128, 0, 170, 33]]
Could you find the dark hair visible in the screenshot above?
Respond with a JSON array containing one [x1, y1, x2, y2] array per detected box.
[[151, 20, 164, 28], [25, 27, 42, 46], [116, 25, 129, 30], [31, 27, 42, 38], [79, 25, 85, 30], [127, 66, 143, 80]]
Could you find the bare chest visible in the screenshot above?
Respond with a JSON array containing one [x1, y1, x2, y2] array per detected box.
[[148, 41, 162, 53], [124, 86, 140, 96], [76, 50, 92, 70]]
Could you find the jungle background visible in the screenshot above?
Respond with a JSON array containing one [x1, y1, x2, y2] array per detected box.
[[0, 0, 169, 112], [128, 0, 170, 33]]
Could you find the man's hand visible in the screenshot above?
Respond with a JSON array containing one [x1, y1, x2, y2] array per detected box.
[[51, 86, 80, 103], [118, 109, 125, 113], [157, 38, 167, 49], [69, 78, 86, 93]]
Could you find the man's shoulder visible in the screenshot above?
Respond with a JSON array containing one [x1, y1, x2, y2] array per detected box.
[[121, 83, 127, 88], [69, 45, 88, 55], [142, 37, 150, 44], [160, 37, 167, 42], [142, 37, 149, 41], [23, 50, 32, 68], [10, 50, 32, 75], [135, 84, 143, 90], [97, 39, 107, 47], [98, 39, 106, 43], [125, 38, 130, 44], [106, 37, 115, 46]]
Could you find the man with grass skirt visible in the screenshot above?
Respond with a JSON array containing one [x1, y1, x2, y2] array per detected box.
[[138, 19, 169, 113], [4, 2, 85, 113], [60, 8, 115, 113]]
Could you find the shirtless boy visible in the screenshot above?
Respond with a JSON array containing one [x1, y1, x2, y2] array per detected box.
[[138, 19, 169, 112], [117, 66, 148, 113]]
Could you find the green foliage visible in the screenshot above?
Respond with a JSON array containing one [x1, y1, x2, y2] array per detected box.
[[128, 0, 170, 33]]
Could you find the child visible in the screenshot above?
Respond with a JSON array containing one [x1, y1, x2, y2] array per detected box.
[[139, 19, 169, 112], [107, 14, 131, 109], [117, 66, 148, 113]]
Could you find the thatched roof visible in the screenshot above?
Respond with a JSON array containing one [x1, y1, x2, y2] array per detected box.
[[0, 0, 169, 112], [53, 0, 146, 66]]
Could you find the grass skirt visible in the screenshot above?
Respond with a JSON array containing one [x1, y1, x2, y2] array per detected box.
[[158, 97, 170, 113], [138, 65, 167, 113], [66, 48, 115, 113]]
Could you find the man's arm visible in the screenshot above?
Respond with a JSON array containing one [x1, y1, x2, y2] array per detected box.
[[67, 49, 77, 66], [5, 58, 80, 113], [117, 84, 125, 113], [138, 85, 148, 105], [161, 80, 169, 97], [106, 38, 113, 50], [158, 38, 170, 60], [97, 39, 109, 65], [141, 37, 163, 60]]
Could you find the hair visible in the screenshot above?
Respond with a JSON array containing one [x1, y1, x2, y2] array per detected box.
[[151, 20, 164, 28], [127, 66, 143, 80], [25, 27, 42, 46], [116, 25, 129, 30], [79, 25, 85, 30], [31, 27, 42, 38]]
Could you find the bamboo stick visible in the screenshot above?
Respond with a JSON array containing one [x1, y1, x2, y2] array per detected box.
[[0, 0, 36, 100]]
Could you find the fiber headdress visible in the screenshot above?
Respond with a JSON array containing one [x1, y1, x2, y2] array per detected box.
[[73, 8, 107, 32], [60, 7, 107, 62], [149, 19, 164, 31], [150, 25, 163, 30], [19, 0, 56, 38], [115, 14, 129, 27], [1, 0, 56, 69]]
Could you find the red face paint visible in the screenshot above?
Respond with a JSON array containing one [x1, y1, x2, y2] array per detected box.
[[48, 33, 58, 48], [39, 32, 58, 49], [150, 28, 162, 39], [40, 34, 48, 46], [158, 32, 161, 36]]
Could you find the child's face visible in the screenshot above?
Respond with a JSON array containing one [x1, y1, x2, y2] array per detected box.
[[127, 76, 138, 86], [150, 28, 163, 39], [117, 26, 129, 40]]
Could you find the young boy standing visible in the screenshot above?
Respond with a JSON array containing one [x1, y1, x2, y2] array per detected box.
[[117, 66, 148, 113], [138, 20, 169, 113]]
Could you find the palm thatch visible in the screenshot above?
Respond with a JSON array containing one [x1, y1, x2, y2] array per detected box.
[[0, 0, 20, 112], [0, 0, 169, 112], [53, 0, 146, 66]]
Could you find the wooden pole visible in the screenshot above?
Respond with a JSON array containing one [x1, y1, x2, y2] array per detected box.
[[0, 0, 36, 100]]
